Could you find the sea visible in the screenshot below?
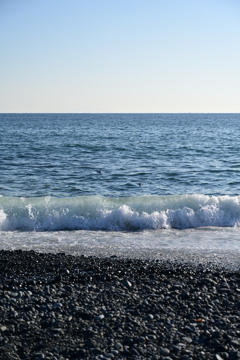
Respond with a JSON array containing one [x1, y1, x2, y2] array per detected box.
[[1, 113, 240, 267]]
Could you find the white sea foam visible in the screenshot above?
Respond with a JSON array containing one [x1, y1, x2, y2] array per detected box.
[[0, 194, 240, 232]]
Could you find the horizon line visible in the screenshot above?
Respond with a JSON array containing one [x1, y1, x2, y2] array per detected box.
[[1, 112, 240, 115]]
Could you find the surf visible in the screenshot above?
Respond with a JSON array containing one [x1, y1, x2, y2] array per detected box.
[[0, 194, 240, 232]]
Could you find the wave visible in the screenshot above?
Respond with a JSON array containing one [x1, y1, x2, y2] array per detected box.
[[0, 194, 240, 232]]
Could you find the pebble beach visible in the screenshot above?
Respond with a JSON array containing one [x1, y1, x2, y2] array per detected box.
[[0, 250, 240, 360]]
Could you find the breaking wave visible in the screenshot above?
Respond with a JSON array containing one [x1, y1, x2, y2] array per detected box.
[[0, 194, 240, 232]]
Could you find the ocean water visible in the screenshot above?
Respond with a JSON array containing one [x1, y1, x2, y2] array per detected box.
[[1, 113, 240, 266]]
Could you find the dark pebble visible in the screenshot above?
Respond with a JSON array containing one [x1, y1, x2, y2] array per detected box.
[[0, 249, 240, 360]]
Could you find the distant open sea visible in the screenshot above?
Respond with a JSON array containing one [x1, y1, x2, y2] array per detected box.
[[1, 113, 240, 266]]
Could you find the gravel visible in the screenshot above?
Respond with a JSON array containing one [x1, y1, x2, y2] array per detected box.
[[0, 249, 240, 359]]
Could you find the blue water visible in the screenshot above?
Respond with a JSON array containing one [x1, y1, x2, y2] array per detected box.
[[1, 113, 240, 264], [1, 113, 240, 198]]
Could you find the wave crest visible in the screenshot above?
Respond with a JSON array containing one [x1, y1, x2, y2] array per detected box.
[[0, 194, 240, 232]]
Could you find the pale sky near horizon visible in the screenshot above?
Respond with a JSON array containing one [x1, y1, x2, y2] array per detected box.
[[1, 0, 239, 113]]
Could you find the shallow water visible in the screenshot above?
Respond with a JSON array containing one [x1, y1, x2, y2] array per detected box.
[[0, 227, 239, 268]]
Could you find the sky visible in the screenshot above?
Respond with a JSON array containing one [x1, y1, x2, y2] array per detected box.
[[0, 0, 240, 113]]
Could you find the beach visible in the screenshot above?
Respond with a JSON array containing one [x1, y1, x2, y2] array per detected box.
[[0, 250, 240, 360], [1, 113, 240, 359], [1, 6, 240, 359]]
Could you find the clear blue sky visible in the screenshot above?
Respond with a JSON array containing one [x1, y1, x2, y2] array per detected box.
[[1, 0, 239, 113]]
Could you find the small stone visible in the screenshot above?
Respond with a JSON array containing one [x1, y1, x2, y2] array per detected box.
[[96, 314, 105, 320], [130, 348, 140, 356], [104, 353, 115, 359], [203, 278, 217, 285], [122, 279, 132, 288], [33, 353, 45, 360], [160, 348, 170, 356], [91, 348, 102, 355], [222, 299, 230, 306], [181, 336, 193, 343], [176, 343, 186, 348], [172, 284, 183, 290], [180, 356, 192, 360], [218, 287, 231, 293], [146, 334, 156, 340], [231, 339, 240, 347], [114, 343, 123, 351], [111, 350, 119, 355], [136, 336, 145, 343], [53, 302, 62, 309], [214, 355, 224, 360], [220, 282, 229, 288]]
